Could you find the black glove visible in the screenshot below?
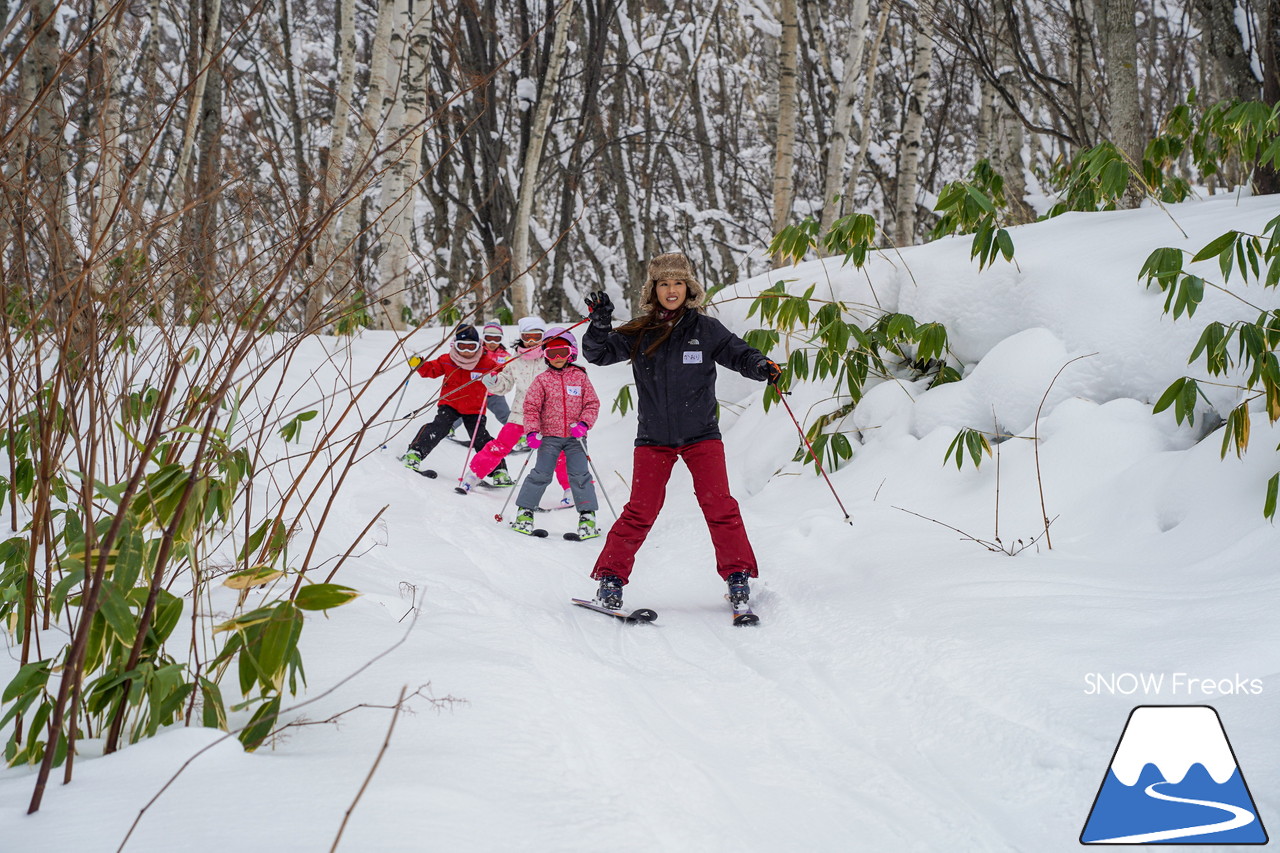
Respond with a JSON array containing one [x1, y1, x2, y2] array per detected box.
[[757, 358, 781, 385], [585, 291, 614, 327]]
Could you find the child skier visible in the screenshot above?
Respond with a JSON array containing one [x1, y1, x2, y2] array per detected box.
[[509, 328, 601, 538], [400, 325, 509, 479], [582, 253, 779, 611], [459, 316, 574, 498], [450, 320, 511, 442]]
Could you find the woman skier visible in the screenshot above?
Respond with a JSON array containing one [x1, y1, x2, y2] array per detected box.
[[581, 252, 779, 611]]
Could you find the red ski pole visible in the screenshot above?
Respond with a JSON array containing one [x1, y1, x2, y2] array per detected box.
[[776, 390, 853, 524]]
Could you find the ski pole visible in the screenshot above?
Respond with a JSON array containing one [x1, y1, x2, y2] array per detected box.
[[576, 437, 618, 520], [776, 391, 853, 524], [457, 412, 484, 483], [379, 363, 419, 450], [494, 451, 536, 523]]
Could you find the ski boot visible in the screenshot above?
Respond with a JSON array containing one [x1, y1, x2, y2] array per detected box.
[[509, 508, 537, 535], [595, 575, 623, 610], [576, 511, 599, 540], [400, 449, 423, 470], [488, 469, 515, 487], [558, 488, 574, 509], [455, 472, 480, 495], [726, 571, 751, 605], [513, 434, 529, 453]]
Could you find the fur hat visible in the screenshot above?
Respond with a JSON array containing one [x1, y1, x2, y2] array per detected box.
[[642, 252, 706, 312], [517, 316, 546, 335], [542, 327, 578, 363]]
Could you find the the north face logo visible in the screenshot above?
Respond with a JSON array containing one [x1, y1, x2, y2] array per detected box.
[[688, 338, 699, 345]]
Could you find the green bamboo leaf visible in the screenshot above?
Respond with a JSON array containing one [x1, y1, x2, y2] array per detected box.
[[1265, 473, 1280, 520], [995, 228, 1015, 261], [1152, 378, 1186, 415], [294, 583, 361, 612], [200, 677, 228, 730], [963, 185, 996, 215], [239, 696, 281, 752], [2, 659, 51, 704], [98, 583, 136, 644], [1191, 230, 1239, 263]]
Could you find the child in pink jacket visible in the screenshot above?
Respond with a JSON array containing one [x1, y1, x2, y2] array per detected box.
[[510, 328, 601, 539]]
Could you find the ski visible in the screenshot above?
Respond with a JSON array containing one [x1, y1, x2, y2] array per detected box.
[[512, 527, 549, 538], [562, 532, 600, 542], [726, 594, 760, 626], [571, 598, 657, 623], [415, 469, 438, 479]]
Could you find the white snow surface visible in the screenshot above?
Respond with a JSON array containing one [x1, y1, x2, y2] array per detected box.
[[2, 195, 1279, 851]]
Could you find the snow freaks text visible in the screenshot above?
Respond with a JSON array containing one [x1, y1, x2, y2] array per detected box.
[[1083, 673, 1264, 697]]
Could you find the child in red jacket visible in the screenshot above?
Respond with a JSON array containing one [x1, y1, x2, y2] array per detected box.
[[401, 325, 508, 478], [510, 328, 601, 539]]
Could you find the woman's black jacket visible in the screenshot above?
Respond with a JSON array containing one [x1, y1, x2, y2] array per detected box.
[[583, 310, 771, 448]]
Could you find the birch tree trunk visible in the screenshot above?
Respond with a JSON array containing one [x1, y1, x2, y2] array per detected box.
[[180, 0, 224, 319], [894, 0, 935, 246], [306, 0, 357, 326], [1102, 0, 1144, 208], [329, 0, 397, 320], [88, 0, 126, 285], [130, 0, 164, 210], [846, 5, 890, 209], [511, 0, 573, 318], [30, 0, 79, 327], [321, 0, 358, 215], [818, 0, 871, 237], [373, 0, 434, 331], [770, 0, 799, 263], [994, 38, 1036, 224], [172, 0, 223, 208]]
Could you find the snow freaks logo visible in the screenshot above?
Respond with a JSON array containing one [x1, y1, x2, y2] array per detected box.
[[1080, 706, 1268, 845], [1083, 672, 1263, 696]]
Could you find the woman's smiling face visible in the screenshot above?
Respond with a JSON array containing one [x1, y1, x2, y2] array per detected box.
[[655, 279, 686, 310]]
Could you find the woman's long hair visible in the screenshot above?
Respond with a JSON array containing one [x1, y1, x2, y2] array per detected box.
[[615, 308, 688, 359]]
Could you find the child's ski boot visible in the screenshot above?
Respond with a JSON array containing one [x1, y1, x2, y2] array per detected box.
[[576, 511, 599, 540], [488, 469, 515, 487], [509, 508, 537, 535], [726, 571, 751, 604], [400, 450, 423, 470]]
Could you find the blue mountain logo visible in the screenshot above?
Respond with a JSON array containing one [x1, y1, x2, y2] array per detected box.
[[1081, 705, 1267, 844]]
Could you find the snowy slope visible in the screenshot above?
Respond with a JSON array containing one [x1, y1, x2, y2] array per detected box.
[[2, 194, 1280, 852]]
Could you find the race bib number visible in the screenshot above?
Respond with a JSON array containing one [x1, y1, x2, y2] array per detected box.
[[683, 351, 703, 364], [471, 371, 483, 379], [566, 386, 583, 396]]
